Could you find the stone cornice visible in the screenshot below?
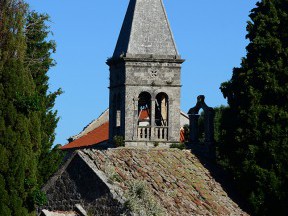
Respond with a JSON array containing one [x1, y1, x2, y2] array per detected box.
[[106, 55, 185, 66], [109, 83, 182, 89]]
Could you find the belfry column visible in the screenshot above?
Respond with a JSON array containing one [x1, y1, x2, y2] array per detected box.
[[133, 98, 139, 140], [168, 98, 172, 141], [151, 99, 156, 140]]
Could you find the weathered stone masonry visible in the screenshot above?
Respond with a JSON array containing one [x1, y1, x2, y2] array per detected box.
[[41, 154, 124, 215], [108, 0, 185, 146]]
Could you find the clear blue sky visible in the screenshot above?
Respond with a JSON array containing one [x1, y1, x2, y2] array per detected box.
[[26, 0, 258, 146]]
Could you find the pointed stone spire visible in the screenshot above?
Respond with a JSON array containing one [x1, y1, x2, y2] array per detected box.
[[113, 0, 179, 58]]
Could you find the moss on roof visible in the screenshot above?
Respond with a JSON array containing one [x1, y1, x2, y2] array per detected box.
[[79, 148, 248, 216]]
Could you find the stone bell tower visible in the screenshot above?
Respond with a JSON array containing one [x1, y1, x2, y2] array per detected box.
[[107, 0, 184, 146]]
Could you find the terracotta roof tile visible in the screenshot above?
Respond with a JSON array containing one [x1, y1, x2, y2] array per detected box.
[[61, 122, 109, 150]]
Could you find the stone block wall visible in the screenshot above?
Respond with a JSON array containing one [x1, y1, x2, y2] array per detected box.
[[41, 154, 124, 215], [108, 56, 183, 145]]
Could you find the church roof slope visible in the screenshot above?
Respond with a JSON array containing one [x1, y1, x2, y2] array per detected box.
[[113, 0, 179, 58], [60, 122, 109, 150], [68, 109, 109, 142], [78, 148, 248, 215]]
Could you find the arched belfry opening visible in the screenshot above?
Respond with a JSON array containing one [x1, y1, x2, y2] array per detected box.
[[154, 93, 169, 141], [138, 92, 151, 127], [155, 93, 168, 127], [188, 95, 215, 145], [137, 92, 152, 140], [136, 92, 170, 142]]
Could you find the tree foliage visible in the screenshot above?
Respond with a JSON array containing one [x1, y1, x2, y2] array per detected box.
[[25, 11, 64, 186], [212, 106, 228, 145], [219, 0, 288, 215], [0, 1, 38, 215], [0, 1, 63, 214]]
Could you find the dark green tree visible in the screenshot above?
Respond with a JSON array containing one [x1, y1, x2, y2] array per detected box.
[[0, 1, 40, 215], [219, 0, 288, 215], [25, 11, 63, 187], [0, 1, 63, 214], [213, 106, 227, 144]]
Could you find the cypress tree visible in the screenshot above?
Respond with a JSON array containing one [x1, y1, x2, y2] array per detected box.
[[219, 0, 288, 215], [0, 1, 63, 214], [0, 0, 40, 215], [25, 12, 63, 187]]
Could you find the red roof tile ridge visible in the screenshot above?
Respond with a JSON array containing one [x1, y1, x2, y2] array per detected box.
[[60, 121, 109, 150], [69, 109, 109, 141]]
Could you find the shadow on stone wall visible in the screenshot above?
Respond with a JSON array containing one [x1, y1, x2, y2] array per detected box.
[[42, 154, 125, 215]]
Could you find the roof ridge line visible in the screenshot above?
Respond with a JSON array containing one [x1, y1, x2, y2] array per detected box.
[[126, 0, 137, 55], [160, 0, 179, 55], [69, 109, 109, 141], [78, 150, 126, 204], [42, 151, 78, 192]]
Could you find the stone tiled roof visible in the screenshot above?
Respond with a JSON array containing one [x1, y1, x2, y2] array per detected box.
[[61, 122, 109, 150], [78, 148, 248, 216], [113, 0, 179, 57]]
